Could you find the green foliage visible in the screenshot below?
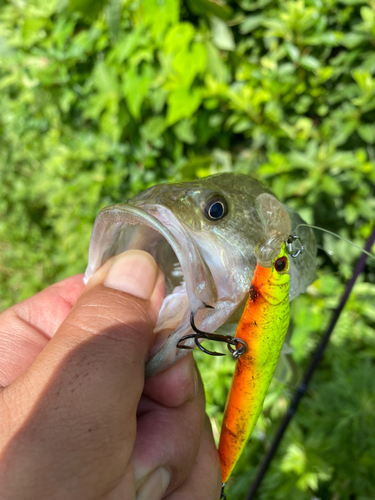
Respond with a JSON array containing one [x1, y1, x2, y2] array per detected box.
[[0, 0, 375, 498]]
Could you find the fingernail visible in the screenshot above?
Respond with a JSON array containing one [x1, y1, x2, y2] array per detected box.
[[136, 467, 171, 500], [188, 364, 199, 402], [104, 250, 159, 300]]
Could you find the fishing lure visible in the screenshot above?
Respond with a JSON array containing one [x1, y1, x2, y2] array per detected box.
[[176, 193, 296, 496], [178, 239, 293, 498], [177, 210, 374, 498], [216, 223, 375, 497], [218, 242, 290, 497]]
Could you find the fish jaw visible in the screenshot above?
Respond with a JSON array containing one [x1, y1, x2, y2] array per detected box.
[[83, 203, 220, 376]]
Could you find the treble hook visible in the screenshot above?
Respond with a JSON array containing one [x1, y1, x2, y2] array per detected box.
[[176, 312, 247, 361], [220, 483, 226, 499], [286, 233, 304, 258]]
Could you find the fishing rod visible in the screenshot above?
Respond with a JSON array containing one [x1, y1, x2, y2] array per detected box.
[[245, 223, 375, 500]]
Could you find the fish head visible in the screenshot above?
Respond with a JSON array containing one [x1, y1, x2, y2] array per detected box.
[[129, 174, 275, 306], [84, 173, 316, 376]]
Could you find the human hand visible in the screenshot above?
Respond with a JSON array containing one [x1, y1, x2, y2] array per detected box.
[[0, 250, 222, 499]]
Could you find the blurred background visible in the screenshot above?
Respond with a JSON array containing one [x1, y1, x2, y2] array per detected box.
[[0, 0, 375, 498]]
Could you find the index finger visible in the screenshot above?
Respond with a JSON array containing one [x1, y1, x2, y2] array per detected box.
[[0, 274, 85, 386]]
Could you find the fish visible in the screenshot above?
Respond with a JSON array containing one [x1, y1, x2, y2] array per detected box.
[[84, 173, 316, 377], [218, 241, 291, 487]]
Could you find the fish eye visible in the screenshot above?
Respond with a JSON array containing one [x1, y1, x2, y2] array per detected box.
[[275, 256, 288, 273], [204, 196, 228, 221]]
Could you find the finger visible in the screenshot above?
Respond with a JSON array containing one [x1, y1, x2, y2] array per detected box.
[[0, 274, 85, 386], [0, 251, 165, 499], [132, 368, 206, 498], [143, 353, 198, 407], [164, 416, 222, 500]]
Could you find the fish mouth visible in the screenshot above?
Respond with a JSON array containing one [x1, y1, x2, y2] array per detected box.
[[84, 203, 218, 366]]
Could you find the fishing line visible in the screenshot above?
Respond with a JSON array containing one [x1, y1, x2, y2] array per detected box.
[[244, 223, 375, 500], [296, 223, 375, 262]]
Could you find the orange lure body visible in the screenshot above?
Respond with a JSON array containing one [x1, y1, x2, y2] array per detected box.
[[218, 245, 290, 484]]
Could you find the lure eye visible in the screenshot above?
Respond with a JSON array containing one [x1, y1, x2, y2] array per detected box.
[[204, 196, 228, 221], [275, 256, 288, 273]]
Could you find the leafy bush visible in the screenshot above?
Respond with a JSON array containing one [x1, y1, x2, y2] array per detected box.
[[0, 0, 374, 498]]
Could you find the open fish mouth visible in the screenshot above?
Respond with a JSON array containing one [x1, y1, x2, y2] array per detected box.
[[84, 203, 218, 373]]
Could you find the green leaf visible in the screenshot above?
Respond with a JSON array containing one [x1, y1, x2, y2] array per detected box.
[[138, 0, 179, 38], [361, 6, 375, 25], [342, 32, 366, 48], [141, 116, 167, 141], [240, 14, 264, 34], [211, 16, 236, 51], [205, 41, 229, 82], [122, 66, 153, 120], [173, 42, 207, 86], [299, 55, 320, 71], [104, 0, 122, 40], [358, 124, 375, 144], [239, 0, 272, 11], [321, 176, 343, 196], [174, 119, 197, 144], [352, 69, 374, 91], [186, 0, 233, 21], [285, 42, 300, 62], [167, 87, 202, 124], [69, 0, 107, 18], [280, 443, 306, 475], [164, 23, 195, 53]]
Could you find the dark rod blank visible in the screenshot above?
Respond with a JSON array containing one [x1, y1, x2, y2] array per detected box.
[[245, 224, 375, 500]]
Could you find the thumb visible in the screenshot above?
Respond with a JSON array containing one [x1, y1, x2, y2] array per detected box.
[[3, 251, 164, 494], [26, 249, 165, 395]]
